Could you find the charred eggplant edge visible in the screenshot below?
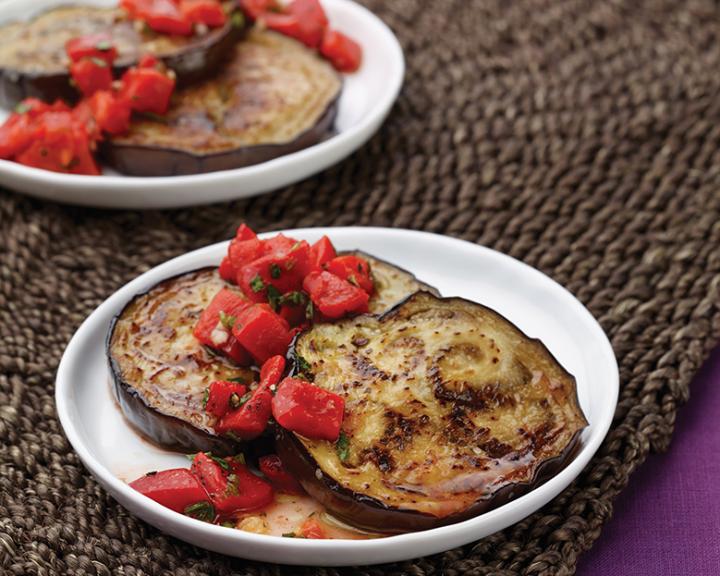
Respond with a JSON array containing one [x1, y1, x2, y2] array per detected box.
[[0, 11, 249, 107], [99, 93, 339, 176], [279, 290, 588, 533], [105, 266, 242, 456]]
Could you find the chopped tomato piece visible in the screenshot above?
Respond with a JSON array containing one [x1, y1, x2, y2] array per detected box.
[[258, 454, 303, 494], [120, 67, 176, 115], [299, 517, 328, 539], [320, 29, 362, 72], [88, 91, 132, 135], [216, 356, 285, 438], [272, 377, 345, 441], [123, 0, 194, 35], [70, 58, 113, 97], [325, 255, 373, 294], [65, 33, 118, 65], [129, 468, 210, 514], [231, 304, 292, 364], [302, 270, 369, 319], [15, 111, 100, 175], [180, 0, 227, 27], [309, 235, 336, 269], [205, 380, 248, 418], [193, 287, 251, 364], [239, 0, 283, 20], [138, 54, 160, 69]]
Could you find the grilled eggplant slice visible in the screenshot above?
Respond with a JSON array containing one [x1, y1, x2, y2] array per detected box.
[[350, 251, 440, 314], [107, 267, 254, 455], [279, 291, 588, 533], [101, 29, 342, 176], [0, 3, 247, 107]]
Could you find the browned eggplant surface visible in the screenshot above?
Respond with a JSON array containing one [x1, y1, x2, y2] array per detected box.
[[107, 267, 254, 454], [279, 291, 588, 533], [0, 3, 245, 106], [102, 28, 342, 175]]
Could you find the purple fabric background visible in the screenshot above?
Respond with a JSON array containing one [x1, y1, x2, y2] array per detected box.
[[578, 348, 720, 575]]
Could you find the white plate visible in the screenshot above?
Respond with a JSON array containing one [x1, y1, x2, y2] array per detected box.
[[0, 0, 403, 209], [55, 227, 618, 566]]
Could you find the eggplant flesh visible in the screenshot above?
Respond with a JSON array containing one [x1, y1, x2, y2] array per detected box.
[[280, 291, 588, 533], [102, 29, 342, 176], [0, 3, 246, 107], [107, 267, 254, 455]]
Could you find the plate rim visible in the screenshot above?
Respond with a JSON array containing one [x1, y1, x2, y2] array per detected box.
[[0, 0, 405, 208], [55, 227, 619, 565]]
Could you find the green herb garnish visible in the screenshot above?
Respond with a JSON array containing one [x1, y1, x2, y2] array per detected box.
[[184, 501, 215, 522], [280, 291, 305, 306], [205, 452, 230, 471], [250, 274, 265, 293], [282, 532, 306, 538], [270, 263, 282, 279], [221, 520, 235, 528], [336, 431, 350, 462], [14, 102, 30, 114], [305, 300, 314, 320], [296, 355, 312, 374], [231, 11, 245, 29], [228, 375, 246, 383], [96, 40, 112, 51], [267, 284, 282, 311], [202, 387, 210, 408], [90, 56, 108, 67], [219, 310, 236, 330]]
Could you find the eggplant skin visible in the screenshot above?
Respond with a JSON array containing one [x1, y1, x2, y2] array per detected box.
[[280, 291, 588, 533], [101, 29, 342, 176], [0, 4, 247, 107], [106, 267, 254, 455]]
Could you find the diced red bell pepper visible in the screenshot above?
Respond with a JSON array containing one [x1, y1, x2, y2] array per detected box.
[[222, 223, 262, 284], [238, 250, 309, 299], [272, 377, 345, 441], [120, 67, 176, 115], [15, 111, 100, 175], [205, 380, 248, 418], [65, 33, 118, 66], [216, 355, 285, 438], [320, 29, 362, 73], [309, 235, 336, 269], [299, 516, 328, 539], [72, 99, 101, 144], [325, 255, 373, 294], [129, 468, 210, 513], [180, 0, 227, 27], [190, 453, 274, 517], [0, 113, 36, 159], [193, 288, 251, 364], [88, 91, 132, 135], [219, 256, 236, 282], [70, 58, 114, 97], [303, 270, 369, 319], [231, 304, 292, 364], [259, 454, 303, 494]]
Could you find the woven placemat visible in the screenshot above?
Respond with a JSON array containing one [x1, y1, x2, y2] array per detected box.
[[2, 0, 720, 574]]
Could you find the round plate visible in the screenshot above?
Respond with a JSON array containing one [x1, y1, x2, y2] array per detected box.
[[55, 228, 618, 566], [0, 0, 403, 209]]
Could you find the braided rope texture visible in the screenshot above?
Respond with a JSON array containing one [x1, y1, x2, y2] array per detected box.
[[1, 0, 720, 573]]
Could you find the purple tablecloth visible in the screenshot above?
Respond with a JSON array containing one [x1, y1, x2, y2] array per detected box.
[[579, 348, 720, 575]]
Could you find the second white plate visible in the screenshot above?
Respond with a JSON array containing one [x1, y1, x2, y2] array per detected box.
[[55, 227, 618, 566], [0, 0, 403, 209]]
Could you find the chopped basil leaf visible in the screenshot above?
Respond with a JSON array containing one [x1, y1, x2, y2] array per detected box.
[[219, 310, 236, 330], [267, 284, 281, 311], [184, 501, 215, 522], [280, 291, 305, 306], [14, 102, 30, 114], [336, 431, 350, 462], [270, 263, 282, 279], [96, 40, 112, 51], [282, 532, 306, 538], [231, 11, 245, 28], [296, 355, 312, 374], [250, 274, 265, 293], [90, 57, 108, 67], [221, 520, 235, 528], [228, 375, 246, 383], [202, 387, 210, 408], [236, 391, 252, 407], [305, 300, 314, 320], [205, 452, 230, 471]]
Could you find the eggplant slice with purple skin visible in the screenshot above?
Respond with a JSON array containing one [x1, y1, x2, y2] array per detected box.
[[101, 29, 342, 176], [0, 2, 248, 107], [107, 255, 438, 455], [278, 291, 588, 533]]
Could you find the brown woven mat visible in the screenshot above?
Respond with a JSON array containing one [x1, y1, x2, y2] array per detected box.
[[2, 0, 720, 574]]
